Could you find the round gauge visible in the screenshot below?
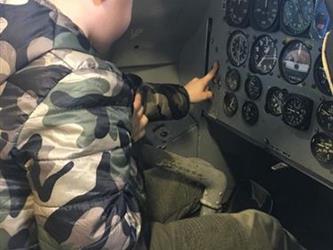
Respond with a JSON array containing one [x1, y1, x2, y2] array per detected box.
[[224, 92, 239, 117], [265, 87, 288, 116], [314, 55, 332, 96], [280, 41, 311, 84], [227, 31, 249, 67], [282, 94, 313, 130], [225, 69, 241, 91], [317, 101, 333, 133], [311, 133, 333, 165], [225, 0, 250, 27], [242, 101, 259, 125], [281, 0, 315, 36], [245, 75, 263, 100], [250, 35, 278, 75], [252, 0, 280, 31]]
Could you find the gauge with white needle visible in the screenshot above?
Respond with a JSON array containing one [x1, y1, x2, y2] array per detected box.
[[311, 132, 333, 165], [317, 101, 333, 132], [250, 35, 278, 74]]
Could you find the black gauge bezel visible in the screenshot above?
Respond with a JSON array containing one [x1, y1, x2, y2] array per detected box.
[[314, 54, 332, 96], [282, 93, 313, 130], [227, 30, 249, 67], [225, 68, 241, 91], [242, 101, 259, 125], [245, 75, 263, 100], [225, 0, 251, 28], [251, 0, 281, 32], [265, 87, 288, 116], [317, 101, 333, 133], [280, 0, 315, 37], [224, 92, 239, 117], [250, 35, 278, 75], [279, 40, 312, 85], [311, 132, 333, 166]]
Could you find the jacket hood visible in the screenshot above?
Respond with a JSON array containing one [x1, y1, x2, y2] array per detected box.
[[0, 0, 97, 84]]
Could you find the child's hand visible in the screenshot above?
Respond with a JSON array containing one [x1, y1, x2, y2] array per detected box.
[[184, 62, 219, 103], [132, 93, 149, 142]]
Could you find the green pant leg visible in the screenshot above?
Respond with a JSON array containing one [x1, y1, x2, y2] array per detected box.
[[143, 167, 203, 223], [149, 209, 306, 250]]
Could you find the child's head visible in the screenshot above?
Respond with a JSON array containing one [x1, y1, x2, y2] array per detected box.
[[49, 0, 133, 53]]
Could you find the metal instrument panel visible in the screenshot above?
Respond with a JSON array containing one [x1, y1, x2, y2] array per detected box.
[[206, 0, 333, 189]]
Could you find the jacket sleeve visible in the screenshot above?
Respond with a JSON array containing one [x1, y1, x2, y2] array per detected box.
[[123, 73, 190, 122], [139, 83, 190, 122], [14, 69, 143, 250]]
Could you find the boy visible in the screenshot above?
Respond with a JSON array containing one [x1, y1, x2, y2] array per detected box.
[[0, 0, 305, 249]]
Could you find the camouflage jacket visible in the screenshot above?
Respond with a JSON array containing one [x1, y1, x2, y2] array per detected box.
[[0, 0, 190, 249]]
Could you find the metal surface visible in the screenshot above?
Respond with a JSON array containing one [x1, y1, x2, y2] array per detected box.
[[181, 0, 333, 189]]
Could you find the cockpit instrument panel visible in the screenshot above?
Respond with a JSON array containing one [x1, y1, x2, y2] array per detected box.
[[205, 0, 333, 189]]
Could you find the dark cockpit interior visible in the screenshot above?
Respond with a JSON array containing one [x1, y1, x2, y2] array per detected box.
[[110, 0, 333, 249]]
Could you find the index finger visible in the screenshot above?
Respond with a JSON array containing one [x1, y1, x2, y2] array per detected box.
[[203, 62, 220, 81], [133, 93, 142, 112]]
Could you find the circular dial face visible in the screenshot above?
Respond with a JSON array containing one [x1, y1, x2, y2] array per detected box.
[[224, 92, 239, 117], [311, 133, 333, 165], [227, 31, 249, 67], [242, 101, 259, 125], [280, 41, 311, 84], [314, 55, 332, 96], [282, 95, 313, 129], [317, 101, 333, 133], [245, 75, 263, 100], [225, 69, 241, 91], [250, 35, 278, 74], [253, 0, 280, 31], [265, 87, 288, 116], [282, 0, 315, 36], [226, 0, 250, 27]]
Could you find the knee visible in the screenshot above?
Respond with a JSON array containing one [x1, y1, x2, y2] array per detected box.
[[242, 209, 282, 229]]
